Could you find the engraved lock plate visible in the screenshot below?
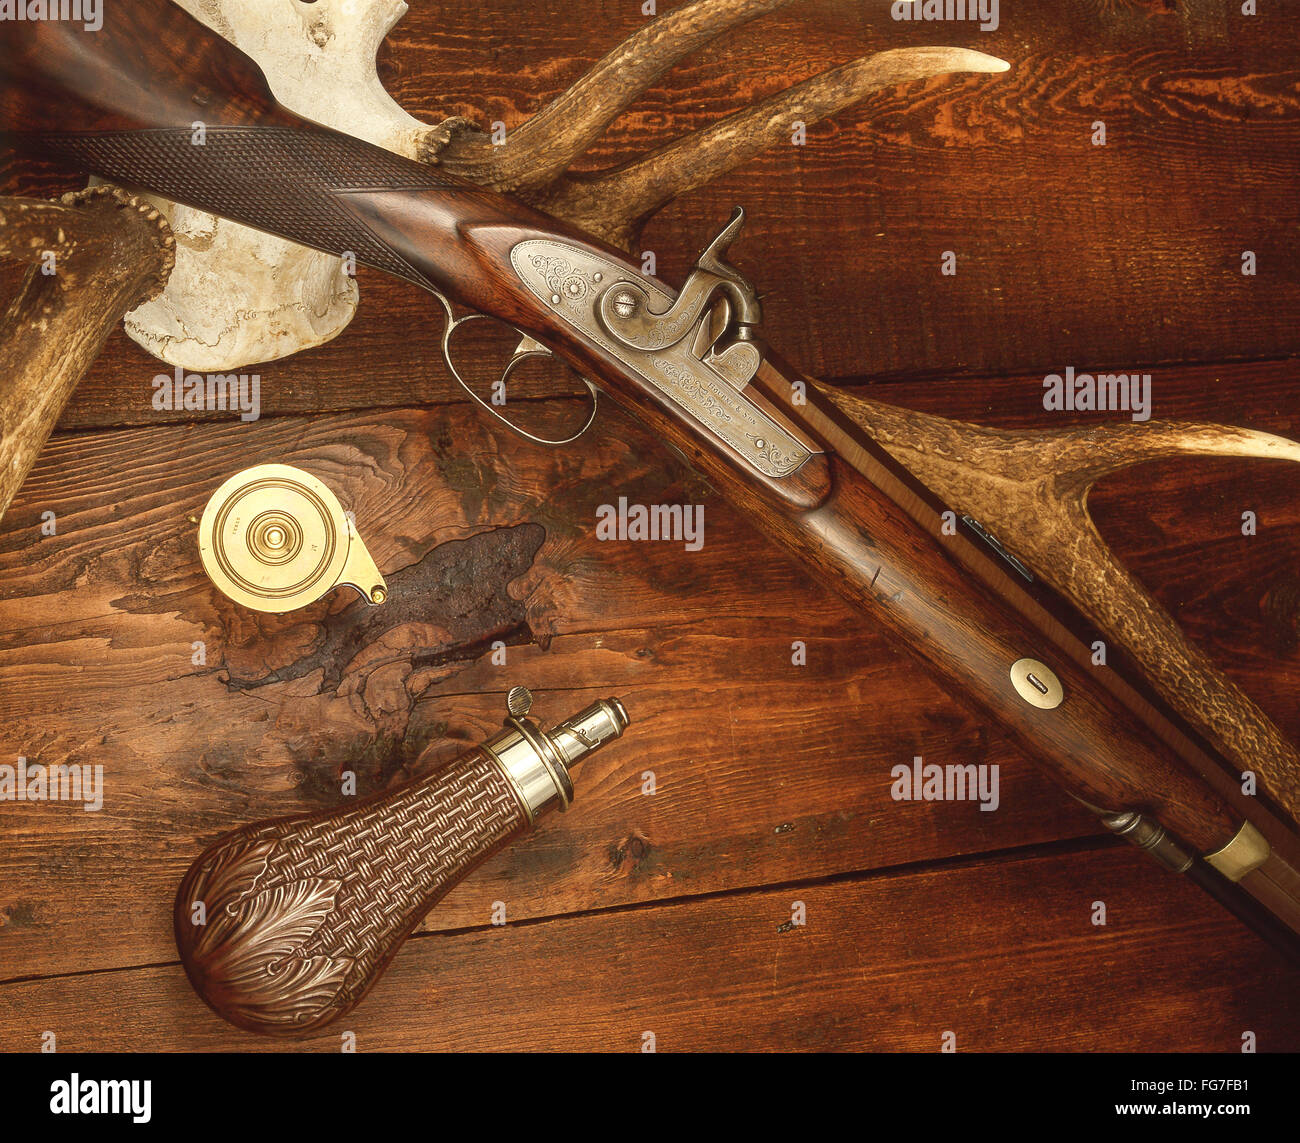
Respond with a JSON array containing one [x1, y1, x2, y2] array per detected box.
[[198, 463, 387, 613], [510, 221, 814, 480]]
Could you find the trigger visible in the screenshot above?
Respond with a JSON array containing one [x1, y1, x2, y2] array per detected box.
[[511, 334, 552, 361]]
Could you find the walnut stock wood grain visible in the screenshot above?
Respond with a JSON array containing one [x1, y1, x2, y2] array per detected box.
[[826, 394, 1300, 826]]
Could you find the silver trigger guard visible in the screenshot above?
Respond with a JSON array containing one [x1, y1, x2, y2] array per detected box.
[[431, 291, 600, 447]]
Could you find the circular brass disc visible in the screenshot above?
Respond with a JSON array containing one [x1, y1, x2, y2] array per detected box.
[[199, 464, 351, 613]]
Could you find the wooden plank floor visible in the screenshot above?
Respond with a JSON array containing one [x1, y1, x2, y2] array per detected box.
[[2, 0, 1299, 1050]]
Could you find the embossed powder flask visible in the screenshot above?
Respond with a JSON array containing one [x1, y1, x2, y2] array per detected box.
[[174, 689, 630, 1035]]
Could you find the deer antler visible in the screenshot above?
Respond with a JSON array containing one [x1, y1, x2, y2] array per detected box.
[[420, 0, 1009, 248], [0, 187, 174, 521], [826, 389, 1300, 822], [120, 0, 1009, 367], [425, 0, 802, 192], [525, 46, 1009, 249]]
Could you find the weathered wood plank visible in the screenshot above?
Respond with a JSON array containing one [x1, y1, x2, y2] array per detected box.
[[1, 0, 1298, 1053], [0, 404, 1099, 978], [1, 399, 1296, 985], [1, 846, 1294, 1052]]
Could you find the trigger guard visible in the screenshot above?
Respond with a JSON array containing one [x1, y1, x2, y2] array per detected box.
[[432, 294, 599, 448]]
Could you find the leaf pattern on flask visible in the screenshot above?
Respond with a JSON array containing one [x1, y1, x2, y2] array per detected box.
[[182, 838, 354, 1031]]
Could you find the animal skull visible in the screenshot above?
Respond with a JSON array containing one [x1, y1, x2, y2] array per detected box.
[[118, 0, 1009, 370], [121, 0, 453, 370]]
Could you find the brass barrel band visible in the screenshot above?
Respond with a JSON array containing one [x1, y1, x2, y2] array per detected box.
[[1204, 820, 1271, 882]]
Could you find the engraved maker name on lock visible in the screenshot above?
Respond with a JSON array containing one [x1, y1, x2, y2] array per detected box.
[[510, 208, 821, 480]]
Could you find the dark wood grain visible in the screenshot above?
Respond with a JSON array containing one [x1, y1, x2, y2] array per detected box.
[[3, 847, 1296, 1052], [4, 0, 1298, 414], [0, 404, 1099, 981], [0, 0, 1298, 1051], [0, 0, 298, 136], [0, 391, 1295, 997], [5, 0, 1271, 909]]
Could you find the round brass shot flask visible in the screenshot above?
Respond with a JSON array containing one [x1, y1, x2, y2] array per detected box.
[[197, 463, 387, 613]]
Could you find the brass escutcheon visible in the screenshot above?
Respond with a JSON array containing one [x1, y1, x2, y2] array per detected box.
[[1009, 657, 1064, 710]]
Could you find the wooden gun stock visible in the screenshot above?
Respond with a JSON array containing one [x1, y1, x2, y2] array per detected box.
[[6, 0, 1300, 960]]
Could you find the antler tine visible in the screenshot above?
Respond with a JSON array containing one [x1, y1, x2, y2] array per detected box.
[[1034, 422, 1300, 489], [531, 46, 1011, 250], [828, 388, 1300, 822], [435, 0, 799, 192]]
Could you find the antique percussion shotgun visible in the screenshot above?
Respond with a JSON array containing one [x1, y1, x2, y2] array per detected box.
[[5, 0, 1300, 958]]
